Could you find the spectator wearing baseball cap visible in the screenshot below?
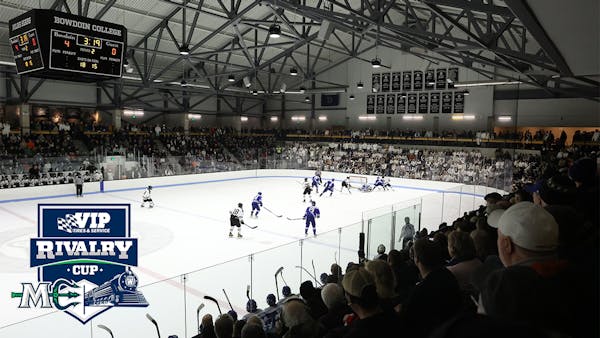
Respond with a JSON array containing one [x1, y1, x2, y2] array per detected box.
[[340, 266, 400, 338]]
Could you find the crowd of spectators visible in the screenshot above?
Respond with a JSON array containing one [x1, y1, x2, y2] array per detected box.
[[190, 152, 597, 338]]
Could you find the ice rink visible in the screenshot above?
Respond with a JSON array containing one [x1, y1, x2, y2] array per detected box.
[[0, 171, 489, 338]]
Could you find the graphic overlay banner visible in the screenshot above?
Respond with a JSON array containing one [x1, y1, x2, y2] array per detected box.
[[12, 204, 147, 324]]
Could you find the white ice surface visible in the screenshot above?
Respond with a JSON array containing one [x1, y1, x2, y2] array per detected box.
[[0, 174, 483, 338]]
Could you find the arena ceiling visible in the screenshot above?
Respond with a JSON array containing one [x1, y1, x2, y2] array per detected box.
[[0, 0, 598, 111]]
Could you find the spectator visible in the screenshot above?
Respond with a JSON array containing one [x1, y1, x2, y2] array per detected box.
[[299, 281, 328, 320], [232, 319, 247, 338], [387, 249, 419, 303], [364, 259, 401, 313], [446, 230, 482, 294], [402, 238, 462, 338], [568, 157, 599, 225], [241, 324, 266, 338], [198, 314, 217, 338], [372, 244, 388, 261], [470, 216, 498, 261], [257, 294, 280, 335], [318, 283, 351, 331], [280, 298, 325, 338], [242, 299, 262, 321], [338, 266, 400, 338], [215, 313, 234, 338]]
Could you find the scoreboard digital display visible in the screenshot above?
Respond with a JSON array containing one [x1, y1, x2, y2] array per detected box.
[[8, 9, 126, 82]]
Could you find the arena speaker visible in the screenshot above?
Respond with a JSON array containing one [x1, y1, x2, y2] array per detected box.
[[243, 76, 251, 88], [318, 19, 333, 41]]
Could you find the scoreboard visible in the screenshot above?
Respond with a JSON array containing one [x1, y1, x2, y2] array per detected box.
[[9, 9, 126, 82]]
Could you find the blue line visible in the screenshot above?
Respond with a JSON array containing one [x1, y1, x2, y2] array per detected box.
[[0, 174, 486, 204]]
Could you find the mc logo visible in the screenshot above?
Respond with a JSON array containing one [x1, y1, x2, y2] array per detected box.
[[11, 204, 148, 324]]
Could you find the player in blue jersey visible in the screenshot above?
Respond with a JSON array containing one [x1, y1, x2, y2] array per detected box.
[[320, 179, 335, 197], [303, 200, 320, 237], [312, 175, 321, 193], [374, 176, 385, 190], [251, 192, 263, 217]]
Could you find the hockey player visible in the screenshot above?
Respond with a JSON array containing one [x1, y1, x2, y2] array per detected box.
[[341, 177, 352, 194], [383, 176, 392, 191], [303, 200, 320, 237], [229, 202, 245, 238], [315, 169, 322, 184], [251, 192, 263, 217], [141, 186, 154, 208], [302, 178, 312, 202], [374, 176, 385, 190], [320, 179, 335, 197], [311, 174, 321, 193]]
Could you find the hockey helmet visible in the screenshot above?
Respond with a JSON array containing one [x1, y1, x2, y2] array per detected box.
[[311, 200, 316, 206], [331, 178, 335, 181], [266, 293, 276, 306], [258, 192, 262, 195], [238, 202, 243, 208], [147, 185, 153, 190], [246, 299, 257, 312], [377, 244, 386, 254], [282, 286, 292, 297]]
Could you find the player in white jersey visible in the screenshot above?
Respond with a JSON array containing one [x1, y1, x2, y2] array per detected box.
[[341, 177, 352, 194], [383, 176, 392, 191], [229, 202, 245, 238], [302, 178, 312, 202], [141, 186, 154, 208]]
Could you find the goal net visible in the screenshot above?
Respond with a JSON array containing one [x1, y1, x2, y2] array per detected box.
[[347, 175, 368, 187]]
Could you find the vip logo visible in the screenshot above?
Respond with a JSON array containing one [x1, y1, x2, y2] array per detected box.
[[11, 204, 148, 324]]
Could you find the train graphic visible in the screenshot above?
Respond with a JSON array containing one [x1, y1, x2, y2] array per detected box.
[[84, 269, 148, 307]]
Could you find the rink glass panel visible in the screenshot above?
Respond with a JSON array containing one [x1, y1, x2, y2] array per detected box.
[[393, 202, 422, 251], [300, 227, 344, 287], [363, 205, 394, 259]]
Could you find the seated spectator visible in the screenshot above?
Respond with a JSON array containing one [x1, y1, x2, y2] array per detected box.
[[338, 266, 400, 338], [372, 244, 388, 261], [241, 324, 266, 338], [568, 157, 599, 225], [364, 259, 401, 313], [233, 319, 246, 338], [318, 283, 351, 331], [299, 281, 328, 320], [446, 230, 482, 294], [402, 238, 462, 338], [387, 249, 419, 303], [280, 298, 325, 338], [196, 314, 217, 338], [215, 313, 234, 338]]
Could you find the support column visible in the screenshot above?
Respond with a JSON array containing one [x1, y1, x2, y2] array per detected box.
[[183, 114, 190, 135], [112, 108, 122, 131], [19, 104, 30, 135]]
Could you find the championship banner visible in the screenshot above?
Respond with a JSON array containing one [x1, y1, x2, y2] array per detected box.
[[391, 72, 402, 91], [376, 95, 385, 114], [418, 93, 429, 114], [425, 69, 435, 90], [396, 94, 407, 114], [402, 71, 412, 91], [413, 70, 423, 90], [386, 94, 395, 114], [436, 68, 447, 90], [12, 204, 148, 324], [407, 93, 417, 113], [430, 92, 440, 114], [454, 92, 465, 113], [366, 94, 375, 114], [448, 67, 459, 88], [372, 73, 381, 92], [442, 91, 453, 113], [381, 73, 391, 92]]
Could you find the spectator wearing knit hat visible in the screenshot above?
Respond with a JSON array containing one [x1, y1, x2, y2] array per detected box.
[[401, 238, 462, 338], [339, 266, 399, 338]]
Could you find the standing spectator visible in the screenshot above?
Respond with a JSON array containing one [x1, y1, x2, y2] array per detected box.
[[446, 230, 482, 294], [399, 217, 415, 249], [372, 244, 388, 261], [74, 173, 84, 197]]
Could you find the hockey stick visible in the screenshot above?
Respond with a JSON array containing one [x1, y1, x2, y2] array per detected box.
[[203, 295, 222, 315], [286, 217, 303, 221], [243, 221, 257, 229], [222, 289, 234, 312], [263, 206, 283, 218], [275, 267, 283, 301], [280, 268, 289, 287], [146, 313, 161, 338], [295, 265, 322, 286], [246, 284, 251, 300], [311, 260, 318, 285], [196, 303, 205, 334], [97, 324, 114, 338], [334, 251, 338, 265]]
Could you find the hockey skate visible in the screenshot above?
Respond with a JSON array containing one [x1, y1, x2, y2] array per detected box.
[[229, 232, 233, 237], [237, 233, 243, 238]]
